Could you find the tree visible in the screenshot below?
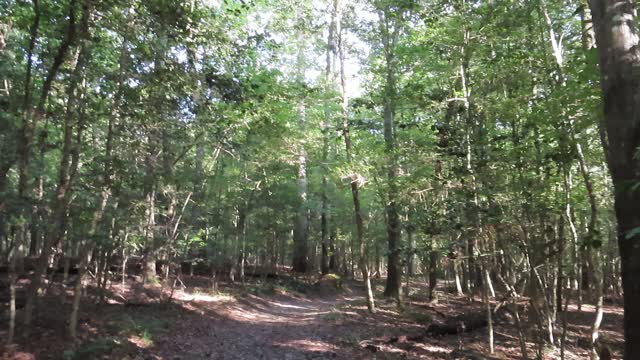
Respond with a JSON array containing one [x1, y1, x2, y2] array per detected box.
[[291, 3, 312, 273], [337, 0, 375, 312], [589, 0, 640, 357], [376, 0, 403, 300]]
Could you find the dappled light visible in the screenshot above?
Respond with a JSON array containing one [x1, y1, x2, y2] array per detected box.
[[273, 339, 339, 353]]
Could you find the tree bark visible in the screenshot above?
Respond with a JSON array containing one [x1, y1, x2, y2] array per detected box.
[[588, 1, 640, 357], [143, 171, 157, 283], [483, 260, 494, 354], [428, 241, 438, 302], [320, 0, 338, 276], [407, 221, 416, 277], [336, 0, 374, 311], [378, 5, 402, 300], [292, 5, 309, 273], [4, 2, 40, 336], [69, 3, 119, 333], [23, 0, 81, 332]]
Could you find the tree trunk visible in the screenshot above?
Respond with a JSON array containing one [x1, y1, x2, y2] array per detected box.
[[230, 207, 246, 282], [0, 0, 39, 219], [428, 242, 438, 302], [292, 5, 309, 273], [497, 272, 528, 359], [556, 212, 566, 313], [240, 212, 246, 282], [378, 5, 402, 300], [588, 1, 640, 357], [483, 261, 494, 354], [143, 184, 157, 283], [22, 0, 78, 334], [453, 260, 464, 296], [335, 0, 374, 312], [69, 2, 118, 333], [23, 1, 83, 331], [407, 222, 416, 277], [320, 0, 337, 276], [29, 121, 48, 258]]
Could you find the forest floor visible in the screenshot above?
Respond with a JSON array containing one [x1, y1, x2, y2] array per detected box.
[[0, 273, 624, 359]]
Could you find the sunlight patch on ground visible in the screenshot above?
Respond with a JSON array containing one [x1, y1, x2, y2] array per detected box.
[[604, 305, 624, 316], [413, 343, 451, 354], [128, 335, 152, 349], [373, 307, 401, 316], [602, 329, 625, 342], [368, 343, 407, 355], [494, 331, 520, 341], [566, 303, 623, 314], [224, 304, 324, 324], [336, 310, 359, 316], [267, 301, 310, 310], [173, 290, 235, 303], [226, 305, 294, 323], [273, 339, 338, 353]]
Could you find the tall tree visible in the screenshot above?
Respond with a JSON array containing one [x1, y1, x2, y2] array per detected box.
[[377, 1, 403, 300], [589, 0, 640, 357], [338, 0, 375, 312], [23, 0, 81, 332], [292, 4, 310, 273]]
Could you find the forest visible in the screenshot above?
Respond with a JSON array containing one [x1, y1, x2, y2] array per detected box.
[[1, 0, 639, 359]]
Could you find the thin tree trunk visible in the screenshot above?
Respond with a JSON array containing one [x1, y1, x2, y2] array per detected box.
[[68, 0, 103, 339], [338, 0, 374, 311], [378, 5, 402, 301], [230, 208, 245, 282], [561, 285, 570, 360], [320, 0, 337, 276], [483, 261, 494, 354], [240, 213, 246, 283], [519, 225, 555, 346], [497, 273, 528, 359], [143, 183, 157, 283], [454, 260, 464, 296], [21, 0, 78, 334], [407, 221, 416, 277], [69, 198, 107, 337], [292, 5, 309, 273], [573, 134, 604, 358], [29, 119, 49, 258], [427, 240, 438, 301], [7, 229, 21, 344], [556, 212, 566, 314], [69, 3, 117, 332], [572, 6, 606, 355], [0, 0, 40, 222]]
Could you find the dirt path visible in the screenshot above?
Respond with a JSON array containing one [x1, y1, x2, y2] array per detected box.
[[2, 277, 624, 359], [152, 292, 351, 359], [143, 280, 625, 360]]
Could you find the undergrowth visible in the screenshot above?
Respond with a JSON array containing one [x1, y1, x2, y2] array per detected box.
[[63, 310, 172, 359]]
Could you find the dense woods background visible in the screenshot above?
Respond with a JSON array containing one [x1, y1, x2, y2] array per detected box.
[[1, 0, 639, 359]]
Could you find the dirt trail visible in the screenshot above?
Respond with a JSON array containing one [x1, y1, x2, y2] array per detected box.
[[2, 278, 624, 359], [144, 280, 625, 360], [152, 292, 352, 359]]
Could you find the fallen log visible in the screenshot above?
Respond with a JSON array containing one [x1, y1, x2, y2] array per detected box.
[[426, 311, 487, 336], [425, 307, 509, 337]]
